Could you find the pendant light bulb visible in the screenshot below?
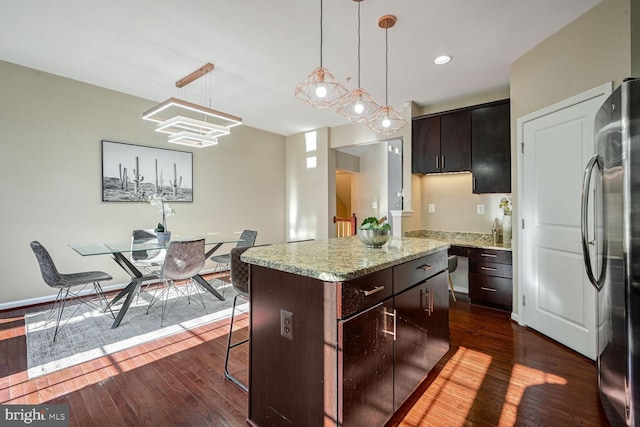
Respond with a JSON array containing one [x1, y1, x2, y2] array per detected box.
[[354, 101, 365, 114], [382, 116, 391, 128], [315, 85, 328, 98]]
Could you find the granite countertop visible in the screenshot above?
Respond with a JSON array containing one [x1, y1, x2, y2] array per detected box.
[[241, 236, 450, 282], [405, 230, 512, 251]]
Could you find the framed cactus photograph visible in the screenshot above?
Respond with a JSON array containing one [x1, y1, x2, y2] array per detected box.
[[101, 140, 193, 202]]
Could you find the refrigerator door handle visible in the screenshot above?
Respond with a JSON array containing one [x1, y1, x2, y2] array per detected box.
[[581, 154, 605, 291]]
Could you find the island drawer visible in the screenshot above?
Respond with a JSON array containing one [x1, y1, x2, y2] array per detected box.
[[393, 251, 447, 294], [338, 268, 393, 319], [469, 260, 513, 278]]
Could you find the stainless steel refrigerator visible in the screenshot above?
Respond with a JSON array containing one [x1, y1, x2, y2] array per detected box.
[[582, 77, 640, 426]]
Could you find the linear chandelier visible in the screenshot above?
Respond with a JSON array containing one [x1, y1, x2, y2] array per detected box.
[[143, 63, 242, 148]]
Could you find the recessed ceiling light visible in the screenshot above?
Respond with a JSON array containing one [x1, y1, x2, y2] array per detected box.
[[434, 55, 452, 65]]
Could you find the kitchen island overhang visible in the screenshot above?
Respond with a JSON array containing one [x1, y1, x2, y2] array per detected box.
[[242, 236, 450, 427]]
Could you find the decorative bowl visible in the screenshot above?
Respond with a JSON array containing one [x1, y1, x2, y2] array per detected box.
[[358, 229, 391, 248]]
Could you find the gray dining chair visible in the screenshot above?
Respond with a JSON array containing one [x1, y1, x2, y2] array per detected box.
[[30, 240, 114, 341], [146, 238, 206, 326], [210, 229, 257, 295], [131, 229, 166, 274], [224, 245, 253, 392]]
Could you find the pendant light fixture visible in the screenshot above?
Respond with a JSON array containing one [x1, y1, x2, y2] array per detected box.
[[337, 0, 381, 122], [294, 0, 348, 108], [367, 15, 407, 135], [143, 63, 242, 148]]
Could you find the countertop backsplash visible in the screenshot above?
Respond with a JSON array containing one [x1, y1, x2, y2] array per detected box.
[[405, 229, 511, 251]]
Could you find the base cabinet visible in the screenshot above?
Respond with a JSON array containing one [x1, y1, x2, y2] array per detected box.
[[468, 248, 513, 311], [339, 300, 394, 426], [394, 270, 449, 410], [248, 250, 450, 427]]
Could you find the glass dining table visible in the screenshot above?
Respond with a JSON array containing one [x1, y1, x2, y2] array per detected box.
[[69, 236, 241, 328]]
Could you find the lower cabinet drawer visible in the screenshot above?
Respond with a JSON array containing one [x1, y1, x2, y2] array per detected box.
[[338, 268, 393, 319], [393, 251, 447, 294], [469, 273, 512, 308], [469, 259, 513, 278]]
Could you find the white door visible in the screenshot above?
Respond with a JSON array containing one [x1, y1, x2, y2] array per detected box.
[[518, 83, 611, 360]]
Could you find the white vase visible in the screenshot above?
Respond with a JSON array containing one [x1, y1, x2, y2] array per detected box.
[[502, 214, 512, 246]]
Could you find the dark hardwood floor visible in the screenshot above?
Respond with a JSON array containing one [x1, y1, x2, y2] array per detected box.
[[0, 290, 610, 426]]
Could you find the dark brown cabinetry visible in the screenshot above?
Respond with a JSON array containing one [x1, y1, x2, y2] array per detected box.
[[393, 270, 449, 410], [339, 300, 394, 426], [412, 99, 511, 194], [248, 249, 450, 427], [468, 248, 512, 310], [412, 110, 471, 174], [471, 100, 511, 193]]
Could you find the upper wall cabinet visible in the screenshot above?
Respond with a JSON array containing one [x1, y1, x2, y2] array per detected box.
[[411, 110, 471, 174], [471, 100, 511, 194], [411, 99, 511, 193]]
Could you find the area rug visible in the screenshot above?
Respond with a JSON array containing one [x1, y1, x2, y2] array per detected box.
[[25, 279, 247, 379]]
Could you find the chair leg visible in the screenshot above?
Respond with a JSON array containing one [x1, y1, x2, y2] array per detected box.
[[52, 288, 70, 341], [209, 263, 230, 297], [224, 293, 249, 392], [448, 273, 457, 302], [93, 282, 115, 319]]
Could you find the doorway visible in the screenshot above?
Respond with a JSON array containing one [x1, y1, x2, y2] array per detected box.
[[334, 139, 403, 235], [517, 82, 611, 359]]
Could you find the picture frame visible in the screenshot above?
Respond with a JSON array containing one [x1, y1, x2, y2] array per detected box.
[[101, 140, 193, 202]]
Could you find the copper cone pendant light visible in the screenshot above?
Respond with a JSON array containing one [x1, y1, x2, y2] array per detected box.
[[337, 0, 381, 123], [367, 15, 407, 135], [294, 0, 348, 108]]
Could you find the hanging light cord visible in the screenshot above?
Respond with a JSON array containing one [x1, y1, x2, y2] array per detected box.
[[384, 27, 389, 105], [357, 2, 361, 88], [319, 0, 324, 68]]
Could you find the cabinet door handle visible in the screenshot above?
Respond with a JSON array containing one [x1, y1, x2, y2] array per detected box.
[[441, 155, 445, 169], [435, 156, 439, 169], [382, 308, 397, 341], [417, 264, 433, 272], [430, 288, 434, 315], [480, 266, 497, 271], [421, 289, 434, 316], [362, 285, 385, 297], [480, 287, 497, 292], [480, 253, 497, 258], [473, 176, 476, 191]]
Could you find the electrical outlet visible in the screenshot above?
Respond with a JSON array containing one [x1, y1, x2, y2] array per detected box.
[[281, 309, 294, 341], [477, 204, 485, 215], [428, 204, 435, 213]]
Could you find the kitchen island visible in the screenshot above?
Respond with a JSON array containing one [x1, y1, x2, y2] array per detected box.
[[241, 236, 450, 427]]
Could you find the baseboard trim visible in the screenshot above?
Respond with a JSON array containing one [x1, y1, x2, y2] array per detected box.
[[0, 268, 229, 312]]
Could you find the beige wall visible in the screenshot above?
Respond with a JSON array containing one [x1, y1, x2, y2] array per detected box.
[[0, 60, 286, 308], [633, 0, 640, 76], [420, 173, 507, 234], [510, 0, 631, 316], [285, 128, 331, 241]]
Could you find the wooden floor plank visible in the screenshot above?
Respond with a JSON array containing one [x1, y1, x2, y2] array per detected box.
[[0, 291, 610, 426]]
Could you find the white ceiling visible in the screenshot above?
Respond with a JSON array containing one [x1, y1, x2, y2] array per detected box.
[[0, 0, 600, 136]]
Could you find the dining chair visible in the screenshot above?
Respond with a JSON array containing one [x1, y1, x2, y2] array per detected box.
[[224, 245, 253, 392], [131, 229, 166, 274], [146, 238, 206, 327], [210, 229, 257, 295], [30, 241, 115, 341]]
